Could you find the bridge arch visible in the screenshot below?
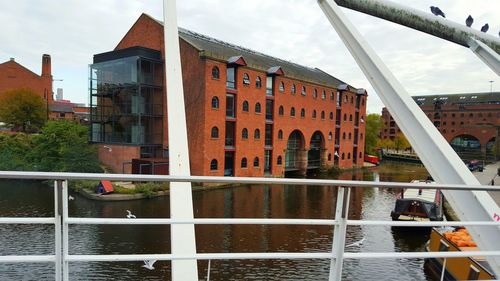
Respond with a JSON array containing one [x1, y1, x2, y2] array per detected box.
[[285, 130, 306, 171], [450, 134, 481, 160], [308, 131, 325, 168]]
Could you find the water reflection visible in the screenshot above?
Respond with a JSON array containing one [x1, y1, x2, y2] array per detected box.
[[0, 163, 436, 280]]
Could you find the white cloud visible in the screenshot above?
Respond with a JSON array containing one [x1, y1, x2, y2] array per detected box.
[[0, 0, 498, 113]]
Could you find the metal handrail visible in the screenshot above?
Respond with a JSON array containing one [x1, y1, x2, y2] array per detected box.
[[1, 172, 499, 280]]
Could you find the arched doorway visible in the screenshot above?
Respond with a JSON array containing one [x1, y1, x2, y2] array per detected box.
[[286, 130, 305, 171], [486, 137, 497, 161], [308, 131, 325, 169], [450, 134, 481, 160]]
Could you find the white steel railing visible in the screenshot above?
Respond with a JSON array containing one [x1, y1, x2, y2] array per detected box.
[[0, 171, 499, 281]]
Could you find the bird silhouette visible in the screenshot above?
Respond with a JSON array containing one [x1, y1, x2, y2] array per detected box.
[[480, 23, 489, 33], [126, 210, 136, 219], [465, 15, 473, 27], [430, 6, 445, 18], [142, 260, 157, 270], [346, 237, 366, 248]]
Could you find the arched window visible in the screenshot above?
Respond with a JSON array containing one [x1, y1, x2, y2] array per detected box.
[[291, 84, 296, 95], [322, 90, 326, 100], [243, 73, 250, 85], [321, 111, 325, 120], [343, 114, 347, 121], [360, 116, 365, 123], [341, 153, 345, 160], [330, 92, 334, 100], [312, 110, 317, 119], [211, 127, 219, 138], [301, 86, 306, 96], [329, 112, 333, 120], [277, 156, 282, 165], [360, 133, 363, 140], [278, 106, 284, 116], [349, 114, 353, 121], [210, 159, 218, 170], [328, 153, 332, 161], [313, 88, 318, 98], [254, 129, 260, 139], [300, 108, 305, 118], [344, 95, 348, 103], [278, 130, 283, 140], [350, 96, 354, 104], [348, 133, 352, 140], [290, 107, 296, 117], [279, 81, 285, 92], [255, 102, 261, 113], [361, 98, 365, 106], [328, 132, 333, 140], [242, 101, 249, 112], [242, 128, 248, 139], [211, 66, 220, 79], [256, 76, 262, 88], [253, 157, 259, 167], [342, 132, 346, 139], [211, 97, 219, 109], [347, 153, 351, 159], [359, 152, 363, 159], [241, 157, 248, 168]]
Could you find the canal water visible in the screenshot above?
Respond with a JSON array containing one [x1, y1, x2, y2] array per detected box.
[[0, 163, 438, 280]]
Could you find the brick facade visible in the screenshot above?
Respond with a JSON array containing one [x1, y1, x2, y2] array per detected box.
[[381, 92, 500, 159], [0, 55, 53, 103], [95, 13, 367, 176]]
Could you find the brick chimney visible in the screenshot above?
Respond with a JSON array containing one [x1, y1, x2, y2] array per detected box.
[[42, 54, 51, 77]]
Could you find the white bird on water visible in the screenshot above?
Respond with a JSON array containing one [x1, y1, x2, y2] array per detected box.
[[345, 237, 365, 248], [68, 195, 74, 201], [142, 259, 156, 270], [126, 210, 136, 219]]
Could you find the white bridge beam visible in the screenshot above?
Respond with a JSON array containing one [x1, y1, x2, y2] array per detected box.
[[163, 0, 199, 280], [317, 0, 500, 278]]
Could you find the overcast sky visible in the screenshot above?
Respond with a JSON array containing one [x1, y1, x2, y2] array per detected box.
[[0, 0, 498, 114]]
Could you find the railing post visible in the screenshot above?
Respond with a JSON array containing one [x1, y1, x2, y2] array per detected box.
[[54, 180, 62, 281], [329, 186, 350, 281], [62, 180, 69, 281]]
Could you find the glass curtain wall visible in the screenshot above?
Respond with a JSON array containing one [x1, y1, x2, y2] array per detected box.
[[89, 56, 163, 155]]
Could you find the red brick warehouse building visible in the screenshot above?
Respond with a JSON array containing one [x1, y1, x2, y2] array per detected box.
[[90, 14, 367, 176], [0, 55, 53, 103], [381, 92, 500, 160]]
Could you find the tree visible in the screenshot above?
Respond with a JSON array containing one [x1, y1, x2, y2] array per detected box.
[[0, 88, 46, 132], [30, 120, 103, 173], [364, 113, 382, 155], [378, 138, 395, 150], [394, 132, 411, 152], [0, 133, 34, 171]]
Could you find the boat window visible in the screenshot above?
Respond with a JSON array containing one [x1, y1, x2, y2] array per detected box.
[[438, 239, 449, 252], [467, 265, 480, 280]]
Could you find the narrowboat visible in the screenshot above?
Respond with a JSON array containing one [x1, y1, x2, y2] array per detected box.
[[425, 227, 495, 280], [391, 180, 443, 221], [364, 154, 380, 165]]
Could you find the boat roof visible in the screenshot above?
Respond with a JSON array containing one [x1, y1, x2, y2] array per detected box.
[[404, 180, 436, 202]]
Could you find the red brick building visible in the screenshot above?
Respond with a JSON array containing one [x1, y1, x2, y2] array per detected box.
[[91, 14, 367, 176], [381, 92, 500, 160], [0, 55, 53, 103]]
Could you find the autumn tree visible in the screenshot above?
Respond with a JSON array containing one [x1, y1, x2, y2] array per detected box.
[[394, 132, 411, 152], [0, 88, 46, 132], [364, 113, 382, 155]]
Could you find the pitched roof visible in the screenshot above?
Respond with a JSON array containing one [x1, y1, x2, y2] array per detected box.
[[0, 60, 41, 78], [143, 13, 353, 90], [412, 92, 500, 106]]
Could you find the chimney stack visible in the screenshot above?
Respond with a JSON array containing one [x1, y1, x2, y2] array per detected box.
[[9, 58, 15, 62], [42, 54, 51, 77]]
